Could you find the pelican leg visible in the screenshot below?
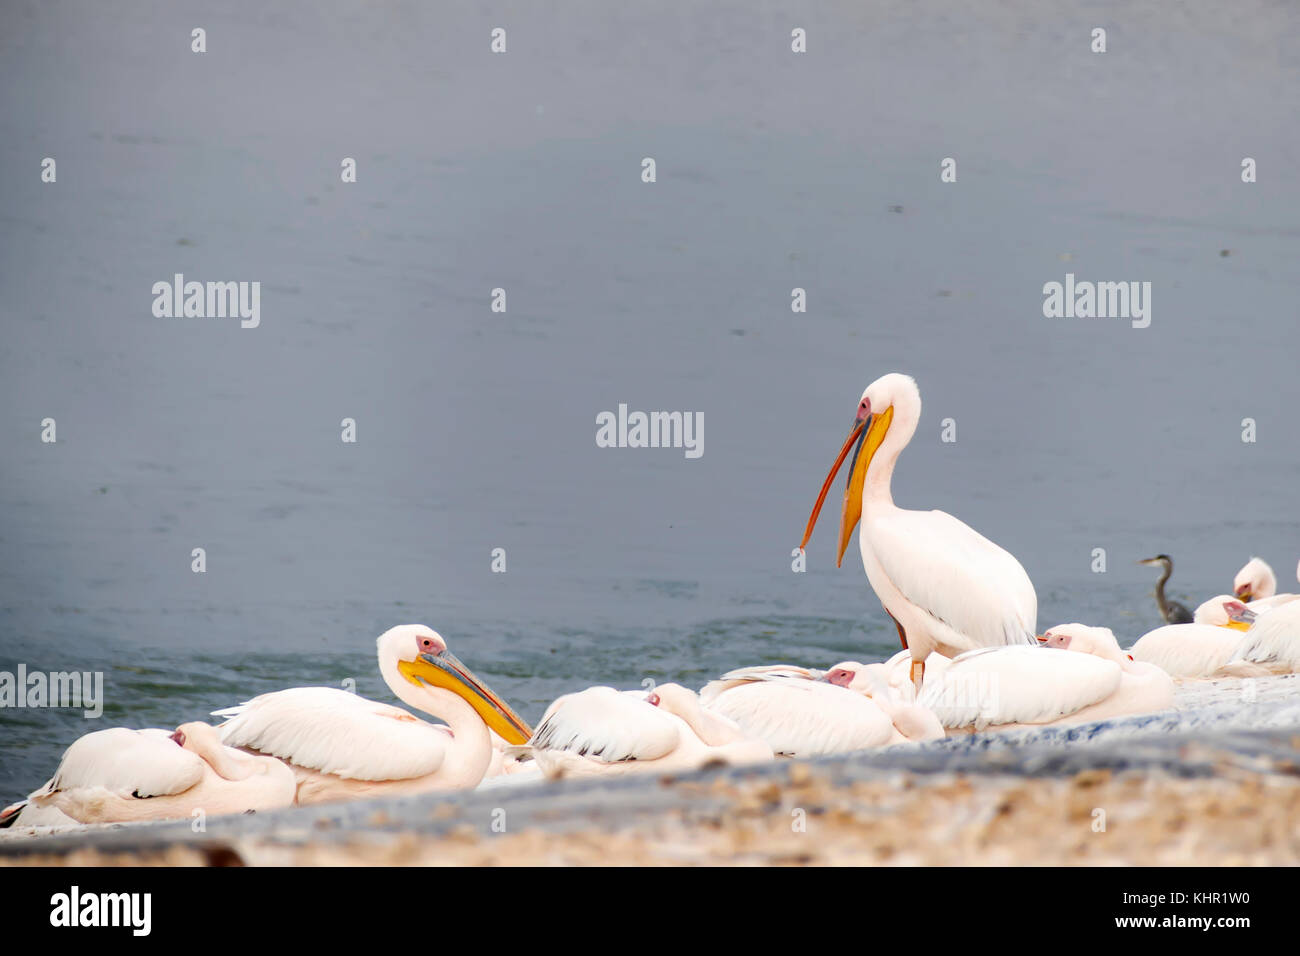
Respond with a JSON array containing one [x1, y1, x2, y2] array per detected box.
[[888, 610, 908, 650], [909, 659, 925, 695]]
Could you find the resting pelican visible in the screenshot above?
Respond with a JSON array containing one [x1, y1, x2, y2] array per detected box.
[[215, 625, 533, 803], [1234, 557, 1276, 602], [1128, 620, 1268, 678], [799, 373, 1037, 691], [700, 663, 943, 756], [1194, 594, 1253, 629], [0, 722, 296, 829], [1194, 591, 1300, 630], [1226, 600, 1300, 674], [1137, 554, 1194, 624], [920, 624, 1174, 731], [522, 683, 773, 779]]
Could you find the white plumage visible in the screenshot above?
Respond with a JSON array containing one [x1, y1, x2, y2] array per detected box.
[[865, 507, 1039, 655], [1129, 623, 1247, 678], [216, 686, 450, 782], [524, 684, 773, 778], [2, 722, 296, 828], [1233, 556, 1277, 601], [1228, 600, 1300, 673], [704, 678, 898, 756], [919, 645, 1121, 731], [38, 727, 204, 799], [701, 661, 945, 754], [528, 687, 677, 762]]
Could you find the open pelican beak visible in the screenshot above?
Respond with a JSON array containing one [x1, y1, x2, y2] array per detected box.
[[799, 405, 894, 568], [398, 650, 534, 745]]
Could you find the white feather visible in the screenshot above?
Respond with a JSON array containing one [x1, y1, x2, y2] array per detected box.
[[1129, 624, 1243, 678], [704, 680, 896, 756], [715, 664, 825, 682], [37, 728, 204, 799], [1228, 600, 1300, 672], [528, 687, 680, 762], [919, 645, 1120, 730], [866, 508, 1038, 652], [216, 686, 450, 781]]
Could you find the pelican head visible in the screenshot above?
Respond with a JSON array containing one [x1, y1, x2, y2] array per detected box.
[[378, 624, 533, 745], [822, 661, 871, 691], [646, 682, 693, 711], [1222, 601, 1257, 627], [1039, 623, 1126, 663], [1193, 594, 1242, 627], [1233, 557, 1276, 602], [800, 372, 919, 567]]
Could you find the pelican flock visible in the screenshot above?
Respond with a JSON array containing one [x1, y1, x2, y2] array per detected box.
[[5, 370, 1298, 833]]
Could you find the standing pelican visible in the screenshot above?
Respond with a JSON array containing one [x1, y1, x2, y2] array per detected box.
[[799, 373, 1038, 691], [521, 683, 773, 779], [1137, 554, 1194, 624], [1234, 557, 1277, 602], [0, 722, 296, 829], [214, 625, 533, 803]]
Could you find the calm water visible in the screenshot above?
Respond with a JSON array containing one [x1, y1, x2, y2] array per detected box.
[[2, 1, 1298, 801]]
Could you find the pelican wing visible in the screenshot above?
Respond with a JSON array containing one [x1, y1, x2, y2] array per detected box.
[[700, 664, 827, 705], [705, 680, 894, 756], [919, 646, 1120, 730], [866, 508, 1037, 649], [216, 686, 449, 782], [715, 664, 825, 682], [529, 687, 680, 762], [42, 728, 205, 798]]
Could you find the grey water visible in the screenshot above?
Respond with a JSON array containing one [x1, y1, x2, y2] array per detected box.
[[1, 1, 1298, 802]]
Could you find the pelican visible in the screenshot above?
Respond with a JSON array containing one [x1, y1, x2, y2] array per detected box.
[[799, 373, 1038, 692], [1137, 554, 1194, 624], [1234, 557, 1277, 602], [700, 663, 943, 755], [1128, 619, 1268, 678], [920, 624, 1174, 731], [1226, 599, 1300, 674], [0, 722, 296, 829], [1194, 592, 1300, 630], [214, 625, 533, 803], [521, 683, 773, 779], [1194, 594, 1254, 629]]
